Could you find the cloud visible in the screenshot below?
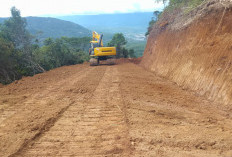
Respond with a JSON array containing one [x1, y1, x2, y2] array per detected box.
[[0, 0, 164, 17]]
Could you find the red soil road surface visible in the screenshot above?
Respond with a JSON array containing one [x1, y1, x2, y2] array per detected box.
[[0, 62, 232, 157]]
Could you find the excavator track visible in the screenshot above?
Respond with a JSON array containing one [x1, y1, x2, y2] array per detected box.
[[89, 58, 99, 66], [106, 58, 116, 65]]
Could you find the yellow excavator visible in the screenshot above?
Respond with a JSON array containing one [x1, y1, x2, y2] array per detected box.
[[89, 31, 116, 66]]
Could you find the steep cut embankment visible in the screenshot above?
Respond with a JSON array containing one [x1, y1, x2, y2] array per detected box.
[[141, 1, 232, 106]]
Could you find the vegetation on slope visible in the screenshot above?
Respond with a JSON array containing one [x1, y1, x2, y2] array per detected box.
[[0, 7, 90, 84], [143, 0, 207, 41], [108, 33, 136, 58], [158, 0, 205, 23], [126, 41, 146, 57], [26, 17, 91, 41], [0, 7, 138, 84], [145, 11, 161, 36], [0, 17, 91, 42], [165, 0, 205, 13], [143, 0, 232, 105], [57, 12, 154, 33]]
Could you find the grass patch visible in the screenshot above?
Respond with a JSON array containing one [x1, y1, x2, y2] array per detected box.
[[164, 0, 205, 14]]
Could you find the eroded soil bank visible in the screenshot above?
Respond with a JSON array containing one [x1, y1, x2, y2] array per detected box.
[[141, 0, 232, 106]]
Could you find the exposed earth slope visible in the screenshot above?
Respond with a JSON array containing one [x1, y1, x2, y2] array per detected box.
[[141, 0, 232, 106], [0, 62, 232, 157]]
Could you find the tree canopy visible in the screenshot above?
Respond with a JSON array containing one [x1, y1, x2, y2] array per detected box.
[[1, 7, 31, 49], [108, 33, 135, 58], [108, 33, 127, 47], [0, 7, 90, 84]]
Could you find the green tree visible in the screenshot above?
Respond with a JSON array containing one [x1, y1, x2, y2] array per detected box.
[[34, 37, 90, 71], [44, 37, 54, 46], [0, 38, 16, 84], [0, 7, 45, 78], [0, 7, 91, 84], [1, 7, 31, 49], [108, 33, 127, 58], [122, 47, 128, 58], [108, 33, 127, 47], [145, 11, 161, 36], [128, 49, 136, 58]]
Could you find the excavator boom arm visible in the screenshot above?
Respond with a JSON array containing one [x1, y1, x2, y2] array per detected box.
[[92, 31, 103, 47]]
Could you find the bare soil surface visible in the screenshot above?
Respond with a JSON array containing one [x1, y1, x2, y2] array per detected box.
[[142, 4, 232, 106], [0, 62, 232, 157]]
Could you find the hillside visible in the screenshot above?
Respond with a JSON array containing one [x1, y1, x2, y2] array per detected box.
[[141, 0, 232, 106], [0, 18, 4, 23], [57, 12, 154, 41], [0, 17, 91, 40]]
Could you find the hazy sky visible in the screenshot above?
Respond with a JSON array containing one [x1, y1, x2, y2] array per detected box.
[[0, 0, 163, 17]]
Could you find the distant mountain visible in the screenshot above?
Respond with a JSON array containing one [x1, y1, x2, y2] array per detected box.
[[0, 17, 91, 41], [0, 18, 4, 23], [57, 12, 153, 29], [56, 12, 154, 41]]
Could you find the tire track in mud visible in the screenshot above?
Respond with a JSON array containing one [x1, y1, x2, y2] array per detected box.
[[0, 64, 90, 125], [117, 63, 232, 157], [2, 62, 232, 157], [14, 66, 131, 157], [0, 65, 107, 157]]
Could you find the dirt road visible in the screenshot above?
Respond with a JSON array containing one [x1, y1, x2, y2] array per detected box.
[[0, 62, 232, 157]]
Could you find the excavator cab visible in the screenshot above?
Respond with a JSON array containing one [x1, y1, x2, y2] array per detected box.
[[89, 31, 116, 66]]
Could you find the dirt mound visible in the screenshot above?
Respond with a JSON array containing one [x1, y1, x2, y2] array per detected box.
[[141, 1, 232, 106], [0, 84, 3, 88], [114, 58, 142, 65], [129, 57, 142, 64], [115, 58, 131, 64]]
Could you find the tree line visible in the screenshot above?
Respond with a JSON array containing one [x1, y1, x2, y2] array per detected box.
[[0, 7, 90, 84], [0, 7, 136, 84], [108, 33, 136, 58]]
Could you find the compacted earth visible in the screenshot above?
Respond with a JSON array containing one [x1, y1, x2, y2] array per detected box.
[[0, 61, 232, 157]]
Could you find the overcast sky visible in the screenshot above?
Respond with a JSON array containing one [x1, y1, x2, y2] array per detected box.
[[0, 0, 163, 17]]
